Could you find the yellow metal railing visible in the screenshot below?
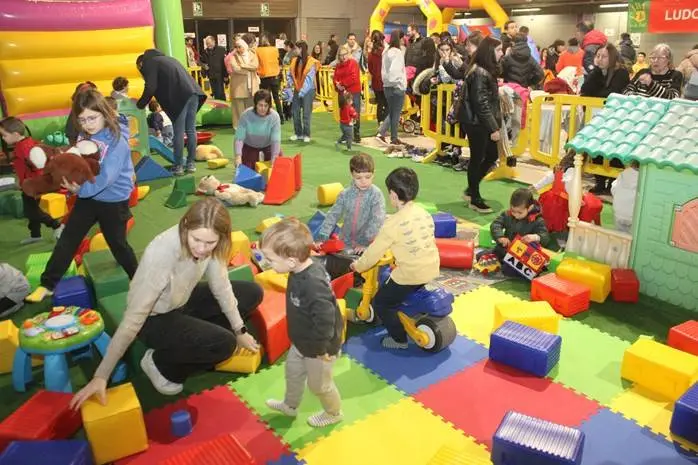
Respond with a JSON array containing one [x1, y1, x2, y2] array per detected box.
[[332, 71, 377, 122]]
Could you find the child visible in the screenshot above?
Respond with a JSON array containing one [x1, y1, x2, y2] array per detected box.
[[489, 188, 550, 274], [317, 153, 386, 254], [0, 263, 30, 319], [66, 81, 98, 145], [611, 160, 639, 233], [0, 117, 64, 244], [26, 89, 139, 302], [147, 100, 174, 147], [335, 92, 358, 151], [351, 168, 440, 349], [260, 218, 344, 428], [532, 150, 603, 233], [111, 77, 129, 100]]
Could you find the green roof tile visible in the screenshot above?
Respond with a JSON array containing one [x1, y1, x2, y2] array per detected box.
[[566, 95, 698, 172]]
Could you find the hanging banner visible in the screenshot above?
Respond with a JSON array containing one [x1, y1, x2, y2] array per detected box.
[[629, 0, 698, 33]]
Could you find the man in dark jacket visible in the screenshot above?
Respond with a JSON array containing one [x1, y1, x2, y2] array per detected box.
[[502, 34, 544, 88], [199, 35, 227, 101], [576, 21, 607, 75], [619, 33, 637, 67], [502, 20, 518, 55], [136, 49, 207, 176]]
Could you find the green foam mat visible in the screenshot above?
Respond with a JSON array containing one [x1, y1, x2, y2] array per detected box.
[[228, 355, 405, 449], [548, 319, 631, 405]]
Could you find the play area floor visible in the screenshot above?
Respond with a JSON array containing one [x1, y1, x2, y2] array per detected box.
[[2, 113, 698, 464]]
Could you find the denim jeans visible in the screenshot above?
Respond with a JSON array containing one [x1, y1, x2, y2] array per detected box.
[[338, 123, 353, 149], [292, 90, 315, 137], [172, 94, 199, 168], [384, 86, 405, 143]]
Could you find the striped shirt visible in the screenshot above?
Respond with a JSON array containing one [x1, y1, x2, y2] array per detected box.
[[234, 107, 281, 158], [623, 69, 683, 99]]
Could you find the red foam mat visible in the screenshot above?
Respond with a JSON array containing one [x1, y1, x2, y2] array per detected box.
[[116, 386, 289, 464], [415, 360, 601, 448]]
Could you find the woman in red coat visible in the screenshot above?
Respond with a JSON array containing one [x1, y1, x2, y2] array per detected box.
[[333, 44, 362, 143]]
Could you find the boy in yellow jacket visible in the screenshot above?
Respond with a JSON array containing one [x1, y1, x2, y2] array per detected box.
[[351, 168, 440, 349]]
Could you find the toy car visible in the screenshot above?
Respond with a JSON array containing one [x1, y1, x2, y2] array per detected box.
[[473, 253, 501, 276]]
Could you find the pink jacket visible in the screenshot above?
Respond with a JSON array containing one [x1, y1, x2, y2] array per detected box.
[[501, 82, 531, 129]]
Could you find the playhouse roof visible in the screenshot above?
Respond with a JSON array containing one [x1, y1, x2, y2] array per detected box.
[[566, 95, 698, 174]]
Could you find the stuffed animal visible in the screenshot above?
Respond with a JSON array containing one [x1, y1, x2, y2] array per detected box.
[[196, 175, 264, 207], [195, 144, 224, 161], [22, 140, 101, 198]]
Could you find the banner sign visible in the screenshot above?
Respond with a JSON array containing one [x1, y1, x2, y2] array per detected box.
[[629, 0, 698, 33]]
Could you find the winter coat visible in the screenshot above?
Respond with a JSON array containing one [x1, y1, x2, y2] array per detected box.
[[581, 66, 630, 98], [367, 47, 384, 91], [444, 62, 501, 133], [490, 203, 551, 246], [502, 41, 545, 88], [580, 30, 608, 75], [677, 49, 698, 84], [619, 39, 637, 65], [334, 58, 361, 94]]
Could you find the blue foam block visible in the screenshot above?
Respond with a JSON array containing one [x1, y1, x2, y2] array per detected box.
[[579, 409, 698, 464], [135, 157, 172, 182], [53, 276, 93, 309], [489, 321, 562, 377], [267, 453, 307, 464], [492, 411, 584, 465], [343, 327, 487, 394], [0, 440, 94, 465], [148, 135, 175, 163], [235, 164, 264, 192], [170, 409, 193, 437], [432, 212, 457, 238], [307, 211, 327, 241], [671, 383, 698, 444]]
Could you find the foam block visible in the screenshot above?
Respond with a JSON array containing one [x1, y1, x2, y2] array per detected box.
[[490, 321, 562, 377], [531, 273, 590, 317], [228, 265, 255, 283], [416, 202, 438, 214], [52, 276, 93, 309], [264, 157, 297, 205], [256, 216, 281, 233], [165, 190, 188, 209], [249, 290, 289, 363], [293, 153, 302, 191], [436, 239, 474, 269], [0, 440, 92, 465], [82, 250, 129, 302], [668, 320, 698, 356], [235, 164, 264, 192], [216, 348, 262, 374], [611, 268, 639, 303], [135, 156, 172, 182], [432, 213, 457, 238], [207, 158, 229, 169], [556, 258, 611, 303], [229, 230, 251, 260], [254, 270, 289, 291], [173, 175, 196, 195], [478, 223, 495, 247], [39, 193, 67, 219], [136, 185, 150, 200], [670, 382, 698, 444], [159, 433, 255, 465], [493, 301, 560, 334], [317, 183, 342, 206]]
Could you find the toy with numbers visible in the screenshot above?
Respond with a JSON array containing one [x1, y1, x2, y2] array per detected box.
[[502, 235, 550, 280]]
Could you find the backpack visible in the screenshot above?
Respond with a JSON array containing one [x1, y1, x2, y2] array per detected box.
[[684, 69, 698, 100]]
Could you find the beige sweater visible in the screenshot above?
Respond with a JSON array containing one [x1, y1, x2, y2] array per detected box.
[[94, 226, 243, 380]]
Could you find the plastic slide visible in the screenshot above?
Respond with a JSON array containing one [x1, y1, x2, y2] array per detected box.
[[0, 0, 154, 117], [148, 135, 175, 164]]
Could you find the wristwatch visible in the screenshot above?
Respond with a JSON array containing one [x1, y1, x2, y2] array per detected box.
[[235, 326, 248, 335]]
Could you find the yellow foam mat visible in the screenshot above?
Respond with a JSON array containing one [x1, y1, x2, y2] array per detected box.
[[609, 385, 698, 452], [298, 398, 491, 465], [450, 286, 522, 347]]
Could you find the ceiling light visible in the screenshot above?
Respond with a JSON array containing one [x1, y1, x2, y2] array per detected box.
[[511, 7, 542, 12], [599, 3, 628, 8]]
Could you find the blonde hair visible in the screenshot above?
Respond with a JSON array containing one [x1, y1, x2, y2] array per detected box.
[[260, 218, 313, 261], [338, 44, 351, 58], [178, 198, 232, 262]]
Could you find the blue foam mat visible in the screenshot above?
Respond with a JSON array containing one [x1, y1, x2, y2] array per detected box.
[[579, 409, 698, 464], [267, 453, 306, 464], [343, 326, 488, 394]]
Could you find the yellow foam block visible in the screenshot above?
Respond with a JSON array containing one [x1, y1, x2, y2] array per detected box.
[[81, 383, 148, 464], [493, 301, 560, 334], [136, 185, 150, 200], [338, 299, 348, 344], [621, 338, 698, 401], [89, 233, 108, 253], [254, 269, 289, 291], [39, 193, 67, 219], [450, 287, 523, 347], [317, 182, 343, 206], [0, 321, 42, 374], [207, 158, 229, 169], [229, 230, 251, 260], [256, 216, 282, 233], [556, 258, 611, 303], [216, 347, 262, 373], [77, 264, 87, 277], [255, 161, 272, 181]]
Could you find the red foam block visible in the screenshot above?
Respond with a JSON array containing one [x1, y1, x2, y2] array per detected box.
[[435, 238, 474, 270], [249, 289, 290, 363], [415, 360, 601, 448], [611, 268, 639, 303], [116, 386, 288, 464], [531, 273, 590, 317], [331, 272, 353, 299], [668, 320, 698, 356], [263, 156, 297, 205]]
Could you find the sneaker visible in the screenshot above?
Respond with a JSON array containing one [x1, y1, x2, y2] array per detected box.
[[353, 135, 362, 144], [171, 165, 184, 176], [470, 199, 493, 214], [375, 134, 388, 144], [462, 189, 472, 203], [289, 135, 299, 141], [381, 336, 408, 350], [185, 162, 196, 173], [453, 160, 469, 172], [303, 136, 311, 143], [53, 224, 65, 240], [307, 410, 343, 428], [25, 286, 53, 303], [140, 349, 183, 395], [412, 155, 425, 162], [266, 399, 298, 417], [20, 237, 42, 245]]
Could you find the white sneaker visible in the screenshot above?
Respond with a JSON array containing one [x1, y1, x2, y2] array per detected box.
[[289, 135, 299, 141], [53, 224, 65, 240], [140, 349, 183, 395], [20, 237, 42, 245], [266, 399, 298, 417], [303, 136, 311, 143], [307, 410, 343, 428]]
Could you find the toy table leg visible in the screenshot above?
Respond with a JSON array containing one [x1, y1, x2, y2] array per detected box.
[[44, 354, 72, 393], [93, 332, 127, 384], [12, 348, 32, 392]]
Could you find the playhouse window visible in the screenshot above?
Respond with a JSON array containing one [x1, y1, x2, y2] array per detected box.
[[671, 199, 698, 253]]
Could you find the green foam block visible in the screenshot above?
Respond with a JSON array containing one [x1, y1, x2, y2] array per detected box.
[[173, 175, 196, 195], [344, 287, 363, 309], [478, 222, 495, 248], [165, 189, 188, 209], [98, 292, 147, 371], [416, 202, 438, 214], [228, 264, 254, 283], [82, 250, 129, 302]]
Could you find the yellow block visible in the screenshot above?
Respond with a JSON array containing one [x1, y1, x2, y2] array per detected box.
[[229, 230, 251, 260], [338, 299, 348, 344], [621, 338, 698, 401], [81, 383, 148, 465], [207, 158, 229, 169], [256, 161, 272, 182], [556, 258, 611, 303], [256, 217, 282, 234], [493, 301, 560, 334], [77, 264, 87, 277], [89, 233, 108, 253], [39, 193, 67, 219], [450, 287, 523, 347], [317, 182, 343, 206], [0, 321, 42, 374], [216, 347, 262, 373], [136, 185, 150, 200], [254, 269, 289, 291]]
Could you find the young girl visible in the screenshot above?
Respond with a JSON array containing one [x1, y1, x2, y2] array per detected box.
[[335, 92, 358, 151], [288, 41, 320, 142], [532, 150, 603, 233], [26, 89, 139, 302]]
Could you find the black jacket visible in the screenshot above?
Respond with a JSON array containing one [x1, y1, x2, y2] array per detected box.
[[581, 66, 630, 98], [444, 62, 501, 133], [619, 39, 636, 65], [491, 203, 551, 246], [286, 260, 343, 358], [136, 49, 207, 121], [502, 42, 544, 88], [200, 45, 227, 78]]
